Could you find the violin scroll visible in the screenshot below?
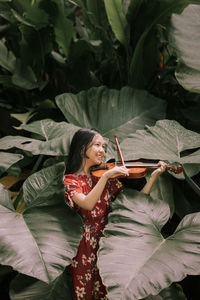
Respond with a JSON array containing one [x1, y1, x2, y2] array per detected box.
[[166, 165, 183, 174]]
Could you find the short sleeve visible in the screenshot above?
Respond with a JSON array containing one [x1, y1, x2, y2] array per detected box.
[[64, 174, 83, 208], [107, 178, 123, 200]]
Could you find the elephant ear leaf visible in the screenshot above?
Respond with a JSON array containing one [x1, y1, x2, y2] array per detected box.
[[0, 120, 80, 156], [9, 269, 73, 300], [97, 189, 200, 300], [121, 119, 200, 177], [169, 4, 200, 93], [0, 163, 82, 283], [144, 283, 187, 300], [0, 152, 23, 176], [0, 184, 15, 210], [55, 86, 166, 140]]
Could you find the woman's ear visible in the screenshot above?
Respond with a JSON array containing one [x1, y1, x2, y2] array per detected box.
[[81, 145, 88, 158]]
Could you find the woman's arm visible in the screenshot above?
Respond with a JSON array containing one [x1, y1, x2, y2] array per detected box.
[[72, 166, 128, 210], [141, 161, 167, 194]]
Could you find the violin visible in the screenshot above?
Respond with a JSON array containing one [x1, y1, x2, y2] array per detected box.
[[90, 136, 182, 179], [90, 161, 182, 178]]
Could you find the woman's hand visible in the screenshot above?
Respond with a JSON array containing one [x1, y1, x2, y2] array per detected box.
[[141, 161, 167, 195], [103, 165, 129, 179], [72, 165, 129, 210], [151, 161, 167, 178]]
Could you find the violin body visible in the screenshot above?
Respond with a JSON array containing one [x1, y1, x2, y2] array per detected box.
[[90, 161, 182, 179]]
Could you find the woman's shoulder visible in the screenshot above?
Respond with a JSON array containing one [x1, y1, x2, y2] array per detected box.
[[64, 174, 77, 179], [64, 173, 90, 184], [63, 174, 78, 184]]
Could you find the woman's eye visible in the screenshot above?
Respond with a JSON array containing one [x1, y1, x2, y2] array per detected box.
[[94, 143, 105, 148]]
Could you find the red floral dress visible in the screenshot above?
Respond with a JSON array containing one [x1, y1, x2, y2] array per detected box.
[[64, 174, 123, 300]]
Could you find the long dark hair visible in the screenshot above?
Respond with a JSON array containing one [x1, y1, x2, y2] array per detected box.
[[65, 128, 99, 174]]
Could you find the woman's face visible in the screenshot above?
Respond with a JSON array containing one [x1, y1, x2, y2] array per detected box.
[[85, 134, 105, 166]]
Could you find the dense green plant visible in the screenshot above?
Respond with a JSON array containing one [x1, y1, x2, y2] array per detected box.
[[0, 1, 200, 299], [1, 87, 200, 299], [0, 0, 199, 102]]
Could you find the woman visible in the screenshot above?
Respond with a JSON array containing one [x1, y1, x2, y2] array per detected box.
[[64, 128, 166, 300]]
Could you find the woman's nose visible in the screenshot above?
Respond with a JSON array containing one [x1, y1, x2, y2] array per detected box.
[[100, 146, 105, 153]]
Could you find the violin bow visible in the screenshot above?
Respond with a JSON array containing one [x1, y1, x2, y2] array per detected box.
[[114, 135, 125, 167]]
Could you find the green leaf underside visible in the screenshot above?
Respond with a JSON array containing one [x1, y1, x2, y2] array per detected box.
[[0, 120, 80, 156], [98, 189, 200, 299], [56, 86, 166, 139], [0, 163, 82, 283], [120, 119, 200, 167], [0, 152, 23, 175], [0, 86, 166, 158], [9, 270, 73, 300]]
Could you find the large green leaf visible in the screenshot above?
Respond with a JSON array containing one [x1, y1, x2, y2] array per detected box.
[[56, 86, 166, 140], [17, 2, 49, 29], [0, 86, 166, 161], [0, 163, 82, 283], [9, 272, 186, 300], [144, 284, 187, 300], [12, 60, 45, 90], [9, 269, 73, 300], [98, 189, 200, 299], [51, 0, 74, 58], [18, 23, 53, 71], [11, 8, 36, 27], [0, 152, 23, 176], [54, 16, 73, 59], [104, 0, 129, 47], [120, 119, 200, 177], [0, 41, 46, 90], [0, 120, 80, 156], [0, 40, 16, 72], [128, 0, 199, 88], [169, 4, 200, 93], [86, 0, 104, 27]]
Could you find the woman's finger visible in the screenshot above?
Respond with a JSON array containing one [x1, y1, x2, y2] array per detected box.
[[113, 166, 129, 176]]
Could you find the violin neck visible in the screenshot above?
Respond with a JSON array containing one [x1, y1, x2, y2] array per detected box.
[[116, 162, 159, 168]]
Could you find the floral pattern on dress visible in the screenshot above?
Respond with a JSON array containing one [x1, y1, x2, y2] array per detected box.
[[64, 174, 123, 300]]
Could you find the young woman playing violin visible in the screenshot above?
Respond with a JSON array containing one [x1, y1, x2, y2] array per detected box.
[[64, 128, 167, 300]]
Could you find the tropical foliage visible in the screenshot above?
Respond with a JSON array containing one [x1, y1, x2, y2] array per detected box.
[[0, 0, 200, 299], [98, 189, 200, 299]]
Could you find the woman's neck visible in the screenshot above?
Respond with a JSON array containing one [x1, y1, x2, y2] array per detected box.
[[75, 170, 90, 176], [75, 160, 91, 176]]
